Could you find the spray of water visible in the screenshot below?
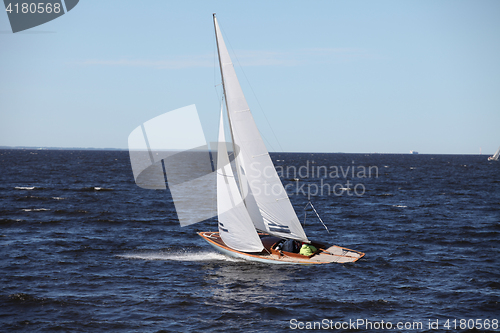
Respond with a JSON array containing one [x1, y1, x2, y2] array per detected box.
[[117, 251, 241, 262]]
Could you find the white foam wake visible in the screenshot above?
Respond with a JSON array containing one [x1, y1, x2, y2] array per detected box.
[[117, 251, 240, 262]]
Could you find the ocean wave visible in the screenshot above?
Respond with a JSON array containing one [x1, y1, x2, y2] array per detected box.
[[6, 293, 68, 306], [79, 186, 114, 192], [8, 293, 43, 303], [54, 209, 89, 215], [15, 195, 49, 201], [0, 218, 23, 224], [21, 208, 50, 212]]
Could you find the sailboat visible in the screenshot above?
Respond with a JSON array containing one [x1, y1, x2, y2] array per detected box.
[[197, 14, 364, 264], [488, 146, 500, 161]]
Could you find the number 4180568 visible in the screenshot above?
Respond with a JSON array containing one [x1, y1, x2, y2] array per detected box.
[[5, 2, 62, 14], [444, 319, 498, 330]]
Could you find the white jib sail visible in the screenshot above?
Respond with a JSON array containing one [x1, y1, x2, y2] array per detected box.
[[214, 16, 309, 242], [216, 108, 264, 252]]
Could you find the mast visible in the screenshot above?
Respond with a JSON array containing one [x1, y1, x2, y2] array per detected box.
[[213, 14, 246, 195]]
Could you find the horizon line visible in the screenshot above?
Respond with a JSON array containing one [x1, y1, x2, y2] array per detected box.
[[0, 146, 487, 155]]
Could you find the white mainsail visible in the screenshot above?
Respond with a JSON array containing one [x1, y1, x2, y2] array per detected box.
[[492, 146, 500, 161], [214, 15, 309, 243], [216, 108, 264, 252]]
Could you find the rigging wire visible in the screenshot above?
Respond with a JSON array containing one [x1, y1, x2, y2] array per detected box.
[[303, 201, 330, 234]]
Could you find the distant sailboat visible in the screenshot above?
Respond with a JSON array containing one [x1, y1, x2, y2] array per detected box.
[[197, 15, 364, 264], [488, 146, 500, 161]]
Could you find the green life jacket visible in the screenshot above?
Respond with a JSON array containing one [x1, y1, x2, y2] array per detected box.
[[299, 244, 317, 256]]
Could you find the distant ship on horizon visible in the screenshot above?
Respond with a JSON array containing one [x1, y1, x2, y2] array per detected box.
[[410, 150, 419, 154]]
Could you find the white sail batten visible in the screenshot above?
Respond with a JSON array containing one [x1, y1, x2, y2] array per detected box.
[[216, 108, 264, 252], [214, 16, 309, 242]]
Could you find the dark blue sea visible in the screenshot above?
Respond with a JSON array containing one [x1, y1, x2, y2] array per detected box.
[[1, 149, 499, 332]]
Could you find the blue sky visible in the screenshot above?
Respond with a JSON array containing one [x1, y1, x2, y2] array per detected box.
[[1, 0, 499, 154]]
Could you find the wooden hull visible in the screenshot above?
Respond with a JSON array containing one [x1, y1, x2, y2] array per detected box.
[[198, 232, 364, 265]]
